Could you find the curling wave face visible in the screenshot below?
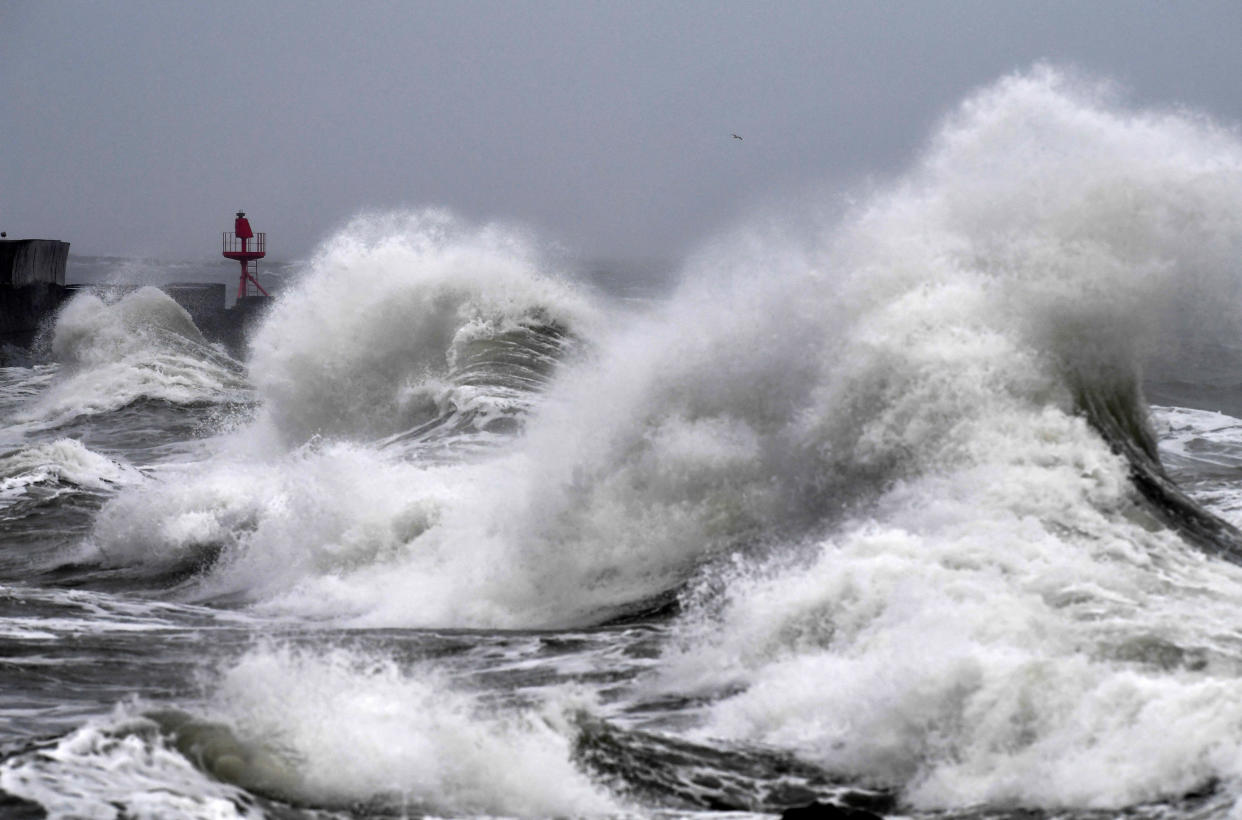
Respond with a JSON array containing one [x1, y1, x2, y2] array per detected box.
[[246, 209, 597, 448]]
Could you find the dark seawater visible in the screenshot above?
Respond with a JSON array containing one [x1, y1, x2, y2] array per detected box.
[[6, 69, 1242, 819]]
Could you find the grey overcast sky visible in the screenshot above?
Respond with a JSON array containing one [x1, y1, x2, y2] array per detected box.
[[2, 1, 1241, 262]]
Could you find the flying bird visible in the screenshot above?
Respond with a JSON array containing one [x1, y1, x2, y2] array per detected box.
[[731, 133, 743, 140]]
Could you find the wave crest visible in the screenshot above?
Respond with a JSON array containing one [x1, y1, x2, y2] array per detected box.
[[247, 210, 597, 445]]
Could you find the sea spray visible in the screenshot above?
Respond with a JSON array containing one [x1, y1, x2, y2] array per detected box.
[[0, 438, 142, 506], [84, 214, 618, 620], [12, 64, 1242, 818], [52, 286, 210, 363], [0, 644, 622, 818], [247, 209, 597, 445], [18, 287, 249, 429], [652, 66, 1242, 810], [201, 644, 620, 816], [88, 439, 460, 602], [86, 68, 1242, 641]]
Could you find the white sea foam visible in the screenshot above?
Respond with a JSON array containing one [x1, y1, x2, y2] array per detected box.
[[0, 438, 142, 507], [89, 439, 466, 603], [18, 287, 249, 427], [646, 66, 1242, 810], [92, 211, 770, 626], [0, 645, 622, 817], [204, 644, 618, 816], [92, 68, 1242, 633], [76, 65, 1242, 812], [247, 209, 598, 444], [0, 719, 257, 819]]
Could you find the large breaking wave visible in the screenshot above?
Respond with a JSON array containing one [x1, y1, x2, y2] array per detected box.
[[649, 67, 1242, 810], [87, 69, 1242, 623], [53, 66, 1242, 812]]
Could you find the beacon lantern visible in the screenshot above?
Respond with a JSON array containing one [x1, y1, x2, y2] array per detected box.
[[222, 210, 269, 300]]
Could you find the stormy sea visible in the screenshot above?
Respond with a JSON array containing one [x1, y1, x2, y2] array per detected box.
[[7, 69, 1242, 819]]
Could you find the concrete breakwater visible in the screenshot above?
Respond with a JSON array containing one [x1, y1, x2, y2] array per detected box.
[[1, 240, 264, 356], [0, 239, 70, 344]]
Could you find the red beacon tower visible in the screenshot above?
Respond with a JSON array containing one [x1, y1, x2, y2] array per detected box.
[[222, 211, 270, 299]]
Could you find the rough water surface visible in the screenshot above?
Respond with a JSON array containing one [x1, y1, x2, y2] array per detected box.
[[5, 68, 1242, 818]]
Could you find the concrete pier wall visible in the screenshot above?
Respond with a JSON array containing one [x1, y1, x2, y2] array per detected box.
[[163, 282, 227, 326], [0, 283, 67, 342], [0, 240, 69, 287], [0, 240, 70, 344]]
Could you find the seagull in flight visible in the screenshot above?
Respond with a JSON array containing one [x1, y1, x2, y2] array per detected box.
[[731, 133, 743, 140]]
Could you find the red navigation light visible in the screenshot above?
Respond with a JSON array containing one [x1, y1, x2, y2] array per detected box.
[[222, 210, 269, 299]]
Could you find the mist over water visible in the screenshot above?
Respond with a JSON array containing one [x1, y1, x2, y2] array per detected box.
[[5, 67, 1242, 817]]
